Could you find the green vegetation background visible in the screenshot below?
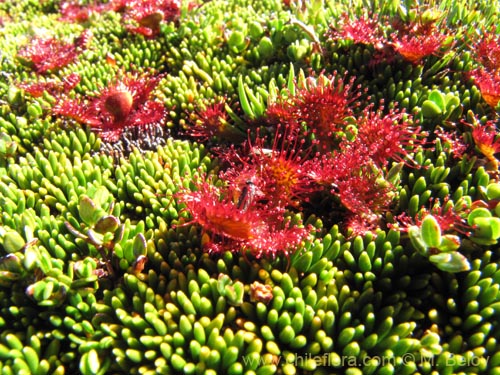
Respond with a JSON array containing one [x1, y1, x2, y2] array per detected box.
[[0, 0, 499, 374]]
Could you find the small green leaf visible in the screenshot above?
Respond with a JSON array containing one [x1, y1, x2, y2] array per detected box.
[[467, 207, 492, 226], [113, 224, 125, 243], [486, 183, 500, 200], [444, 93, 460, 111], [472, 217, 500, 240], [229, 281, 244, 306], [217, 274, 232, 296], [132, 233, 147, 257], [429, 90, 445, 109], [38, 249, 52, 274], [80, 349, 100, 375], [438, 234, 461, 252], [258, 37, 274, 60], [238, 75, 255, 119], [86, 229, 103, 246], [92, 186, 110, 207], [408, 226, 428, 255], [94, 216, 120, 234], [386, 162, 404, 185], [430, 252, 470, 273], [23, 246, 39, 271], [421, 215, 442, 248], [228, 30, 246, 51], [2, 231, 26, 253], [0, 254, 24, 274], [79, 196, 97, 226], [293, 251, 313, 273], [422, 100, 443, 118]]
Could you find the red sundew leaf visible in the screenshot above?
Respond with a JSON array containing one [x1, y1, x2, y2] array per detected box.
[[327, 12, 386, 46], [18, 73, 80, 98], [176, 181, 267, 242], [414, 198, 471, 235], [52, 99, 102, 126], [126, 101, 166, 127], [126, 25, 155, 37], [305, 146, 396, 236], [59, 1, 108, 23], [354, 106, 426, 167], [472, 122, 500, 162], [468, 69, 500, 108], [184, 99, 245, 144], [246, 222, 312, 259], [392, 32, 449, 64], [52, 72, 166, 143], [222, 125, 321, 210], [433, 128, 468, 159], [176, 179, 312, 259], [265, 72, 362, 152], [121, 0, 181, 37], [471, 26, 500, 72], [17, 32, 90, 73]]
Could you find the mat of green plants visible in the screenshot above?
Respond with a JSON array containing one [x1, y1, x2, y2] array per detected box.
[[0, 0, 499, 374]]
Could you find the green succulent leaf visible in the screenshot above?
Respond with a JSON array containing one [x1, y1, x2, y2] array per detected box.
[[79, 196, 98, 226], [386, 162, 404, 185], [86, 229, 104, 246], [92, 186, 111, 208], [421, 215, 442, 248], [429, 90, 445, 109], [438, 234, 461, 252], [94, 215, 120, 234], [23, 245, 39, 271], [486, 183, 500, 200], [132, 233, 147, 258], [471, 216, 500, 240], [217, 273, 232, 295], [408, 225, 428, 255], [80, 348, 100, 375], [422, 100, 442, 118], [444, 93, 460, 111], [467, 207, 492, 226], [429, 251, 471, 273], [2, 231, 26, 253], [0, 254, 25, 280]]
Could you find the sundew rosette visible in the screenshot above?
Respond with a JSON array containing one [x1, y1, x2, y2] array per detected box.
[[176, 179, 312, 259], [52, 71, 166, 146]]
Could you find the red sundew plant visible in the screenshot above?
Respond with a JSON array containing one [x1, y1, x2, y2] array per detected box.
[[415, 198, 471, 235], [266, 73, 362, 151], [223, 125, 320, 209], [178, 180, 267, 242], [16, 30, 92, 73], [354, 105, 426, 167], [52, 72, 166, 142], [472, 122, 500, 168], [381, 9, 450, 65], [472, 27, 500, 72], [468, 69, 500, 108], [327, 9, 450, 65], [18, 73, 80, 98], [327, 13, 386, 46], [58, 1, 108, 23], [391, 30, 449, 64], [120, 0, 181, 37], [434, 128, 468, 159], [335, 167, 395, 231], [176, 179, 311, 259], [304, 145, 396, 235], [185, 99, 245, 144]]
